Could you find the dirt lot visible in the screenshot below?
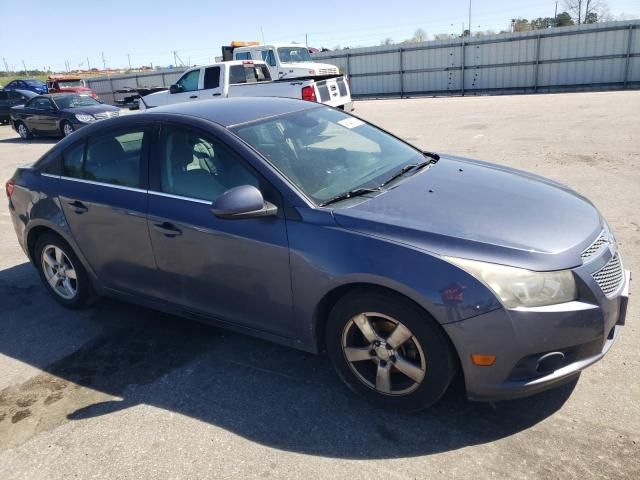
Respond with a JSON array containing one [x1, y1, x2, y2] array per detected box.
[[0, 91, 638, 479]]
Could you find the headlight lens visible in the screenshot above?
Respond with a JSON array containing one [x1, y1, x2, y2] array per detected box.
[[444, 256, 577, 308], [75, 113, 95, 123]]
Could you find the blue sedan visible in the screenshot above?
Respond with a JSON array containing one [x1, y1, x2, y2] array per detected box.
[[3, 78, 48, 94], [5, 98, 630, 411]]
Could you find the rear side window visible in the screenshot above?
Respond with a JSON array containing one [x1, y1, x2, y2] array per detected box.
[[62, 128, 145, 188], [235, 52, 251, 60], [204, 67, 220, 89], [63, 143, 85, 178]]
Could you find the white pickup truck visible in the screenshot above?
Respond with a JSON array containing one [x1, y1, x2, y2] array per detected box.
[[139, 60, 353, 111]]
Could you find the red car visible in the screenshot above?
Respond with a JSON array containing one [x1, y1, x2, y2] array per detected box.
[[46, 76, 98, 99]]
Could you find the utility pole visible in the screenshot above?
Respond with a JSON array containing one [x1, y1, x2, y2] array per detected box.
[[172, 51, 177, 66], [22, 60, 27, 74], [101, 51, 107, 70], [305, 33, 309, 49], [260, 26, 265, 44], [127, 53, 132, 70], [468, 0, 472, 37], [3, 57, 9, 73], [87, 56, 91, 71]]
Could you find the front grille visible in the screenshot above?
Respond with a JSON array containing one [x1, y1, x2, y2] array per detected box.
[[582, 231, 607, 261], [94, 111, 120, 120], [592, 254, 624, 297]]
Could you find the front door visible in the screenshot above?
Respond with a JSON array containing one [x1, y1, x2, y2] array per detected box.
[[169, 68, 202, 104], [58, 124, 158, 296], [146, 124, 294, 336]]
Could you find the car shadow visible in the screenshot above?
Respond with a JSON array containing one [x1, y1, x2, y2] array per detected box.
[[0, 262, 577, 459], [0, 137, 58, 145]]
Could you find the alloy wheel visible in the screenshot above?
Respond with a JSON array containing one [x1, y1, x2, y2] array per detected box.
[[17, 123, 28, 139], [63, 123, 74, 137], [341, 312, 426, 395], [41, 245, 78, 300]]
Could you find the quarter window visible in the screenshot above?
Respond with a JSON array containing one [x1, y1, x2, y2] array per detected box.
[[159, 126, 258, 201]]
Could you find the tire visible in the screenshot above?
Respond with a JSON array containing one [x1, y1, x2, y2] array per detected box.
[[34, 233, 93, 309], [61, 121, 74, 137], [16, 121, 32, 139], [326, 289, 456, 412]]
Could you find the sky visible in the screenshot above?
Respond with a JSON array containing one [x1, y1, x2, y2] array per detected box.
[[1, 0, 639, 72]]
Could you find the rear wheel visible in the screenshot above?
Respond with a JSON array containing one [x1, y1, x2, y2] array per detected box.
[[61, 121, 74, 137], [326, 290, 456, 411], [16, 122, 31, 139], [34, 233, 92, 308]]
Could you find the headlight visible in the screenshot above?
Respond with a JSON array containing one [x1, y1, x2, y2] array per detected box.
[[444, 256, 577, 308], [75, 114, 95, 123]]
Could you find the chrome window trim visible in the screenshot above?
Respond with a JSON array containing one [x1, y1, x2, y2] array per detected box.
[[40, 173, 61, 179], [58, 175, 147, 193], [147, 190, 212, 205]]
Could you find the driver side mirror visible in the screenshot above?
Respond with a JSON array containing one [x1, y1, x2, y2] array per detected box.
[[169, 84, 183, 94], [211, 185, 278, 219]]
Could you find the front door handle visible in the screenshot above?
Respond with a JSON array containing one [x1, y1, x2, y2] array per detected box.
[[189, 95, 198, 99], [153, 222, 182, 237], [67, 200, 88, 214], [212, 93, 221, 96]]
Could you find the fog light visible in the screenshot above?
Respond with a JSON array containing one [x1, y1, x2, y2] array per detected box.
[[471, 354, 496, 366]]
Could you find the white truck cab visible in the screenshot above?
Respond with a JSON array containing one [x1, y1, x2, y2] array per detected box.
[[224, 42, 340, 81]]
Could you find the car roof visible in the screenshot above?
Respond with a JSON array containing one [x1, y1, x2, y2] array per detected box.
[[146, 97, 321, 127]]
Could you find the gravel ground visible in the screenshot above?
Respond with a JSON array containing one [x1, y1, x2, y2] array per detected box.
[[0, 91, 638, 479]]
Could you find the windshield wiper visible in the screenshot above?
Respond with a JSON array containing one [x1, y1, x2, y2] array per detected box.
[[380, 160, 431, 188], [319, 187, 382, 207]]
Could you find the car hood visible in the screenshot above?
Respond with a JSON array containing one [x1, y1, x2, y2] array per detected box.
[[61, 104, 119, 115], [332, 155, 603, 271]]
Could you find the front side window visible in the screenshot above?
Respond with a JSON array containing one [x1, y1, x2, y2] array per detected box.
[[233, 107, 423, 205], [30, 98, 54, 110], [277, 47, 313, 63], [176, 69, 200, 92], [62, 128, 144, 187], [159, 126, 258, 201]]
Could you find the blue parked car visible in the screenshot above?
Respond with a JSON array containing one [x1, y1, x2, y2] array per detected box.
[[3, 78, 48, 95], [5, 98, 630, 411]]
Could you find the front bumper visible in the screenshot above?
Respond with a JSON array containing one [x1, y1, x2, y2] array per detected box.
[[444, 262, 630, 402]]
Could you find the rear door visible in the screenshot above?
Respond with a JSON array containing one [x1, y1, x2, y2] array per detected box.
[[146, 122, 294, 336], [58, 124, 158, 296], [200, 66, 223, 98]]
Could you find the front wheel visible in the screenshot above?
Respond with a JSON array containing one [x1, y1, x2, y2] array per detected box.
[[326, 290, 456, 412], [61, 121, 74, 137]]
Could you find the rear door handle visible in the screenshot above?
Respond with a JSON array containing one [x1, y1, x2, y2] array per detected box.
[[189, 95, 198, 99], [67, 200, 88, 214], [153, 222, 182, 237], [212, 93, 221, 96]]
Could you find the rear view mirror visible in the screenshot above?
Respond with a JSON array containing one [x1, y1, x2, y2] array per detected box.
[[169, 84, 182, 94], [211, 185, 278, 219]]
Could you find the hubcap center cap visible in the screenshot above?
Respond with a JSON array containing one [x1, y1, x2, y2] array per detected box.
[[374, 342, 392, 361]]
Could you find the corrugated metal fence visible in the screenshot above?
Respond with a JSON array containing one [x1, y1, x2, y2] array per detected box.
[[311, 20, 640, 97], [86, 68, 187, 105]]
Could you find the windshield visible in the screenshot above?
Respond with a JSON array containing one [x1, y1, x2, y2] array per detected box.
[[58, 80, 84, 87], [277, 47, 313, 63], [24, 80, 45, 86], [232, 107, 423, 205], [53, 95, 100, 109]]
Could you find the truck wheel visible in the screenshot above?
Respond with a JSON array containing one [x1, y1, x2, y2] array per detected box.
[[326, 289, 456, 412], [61, 121, 74, 137], [16, 122, 32, 139]]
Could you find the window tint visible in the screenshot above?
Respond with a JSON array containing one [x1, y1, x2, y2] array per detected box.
[[62, 142, 85, 178], [229, 65, 270, 84], [160, 126, 258, 201], [261, 50, 277, 67], [84, 129, 144, 187], [0, 92, 7, 101], [235, 52, 251, 60], [204, 67, 220, 89], [31, 98, 53, 110], [176, 69, 200, 92]]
